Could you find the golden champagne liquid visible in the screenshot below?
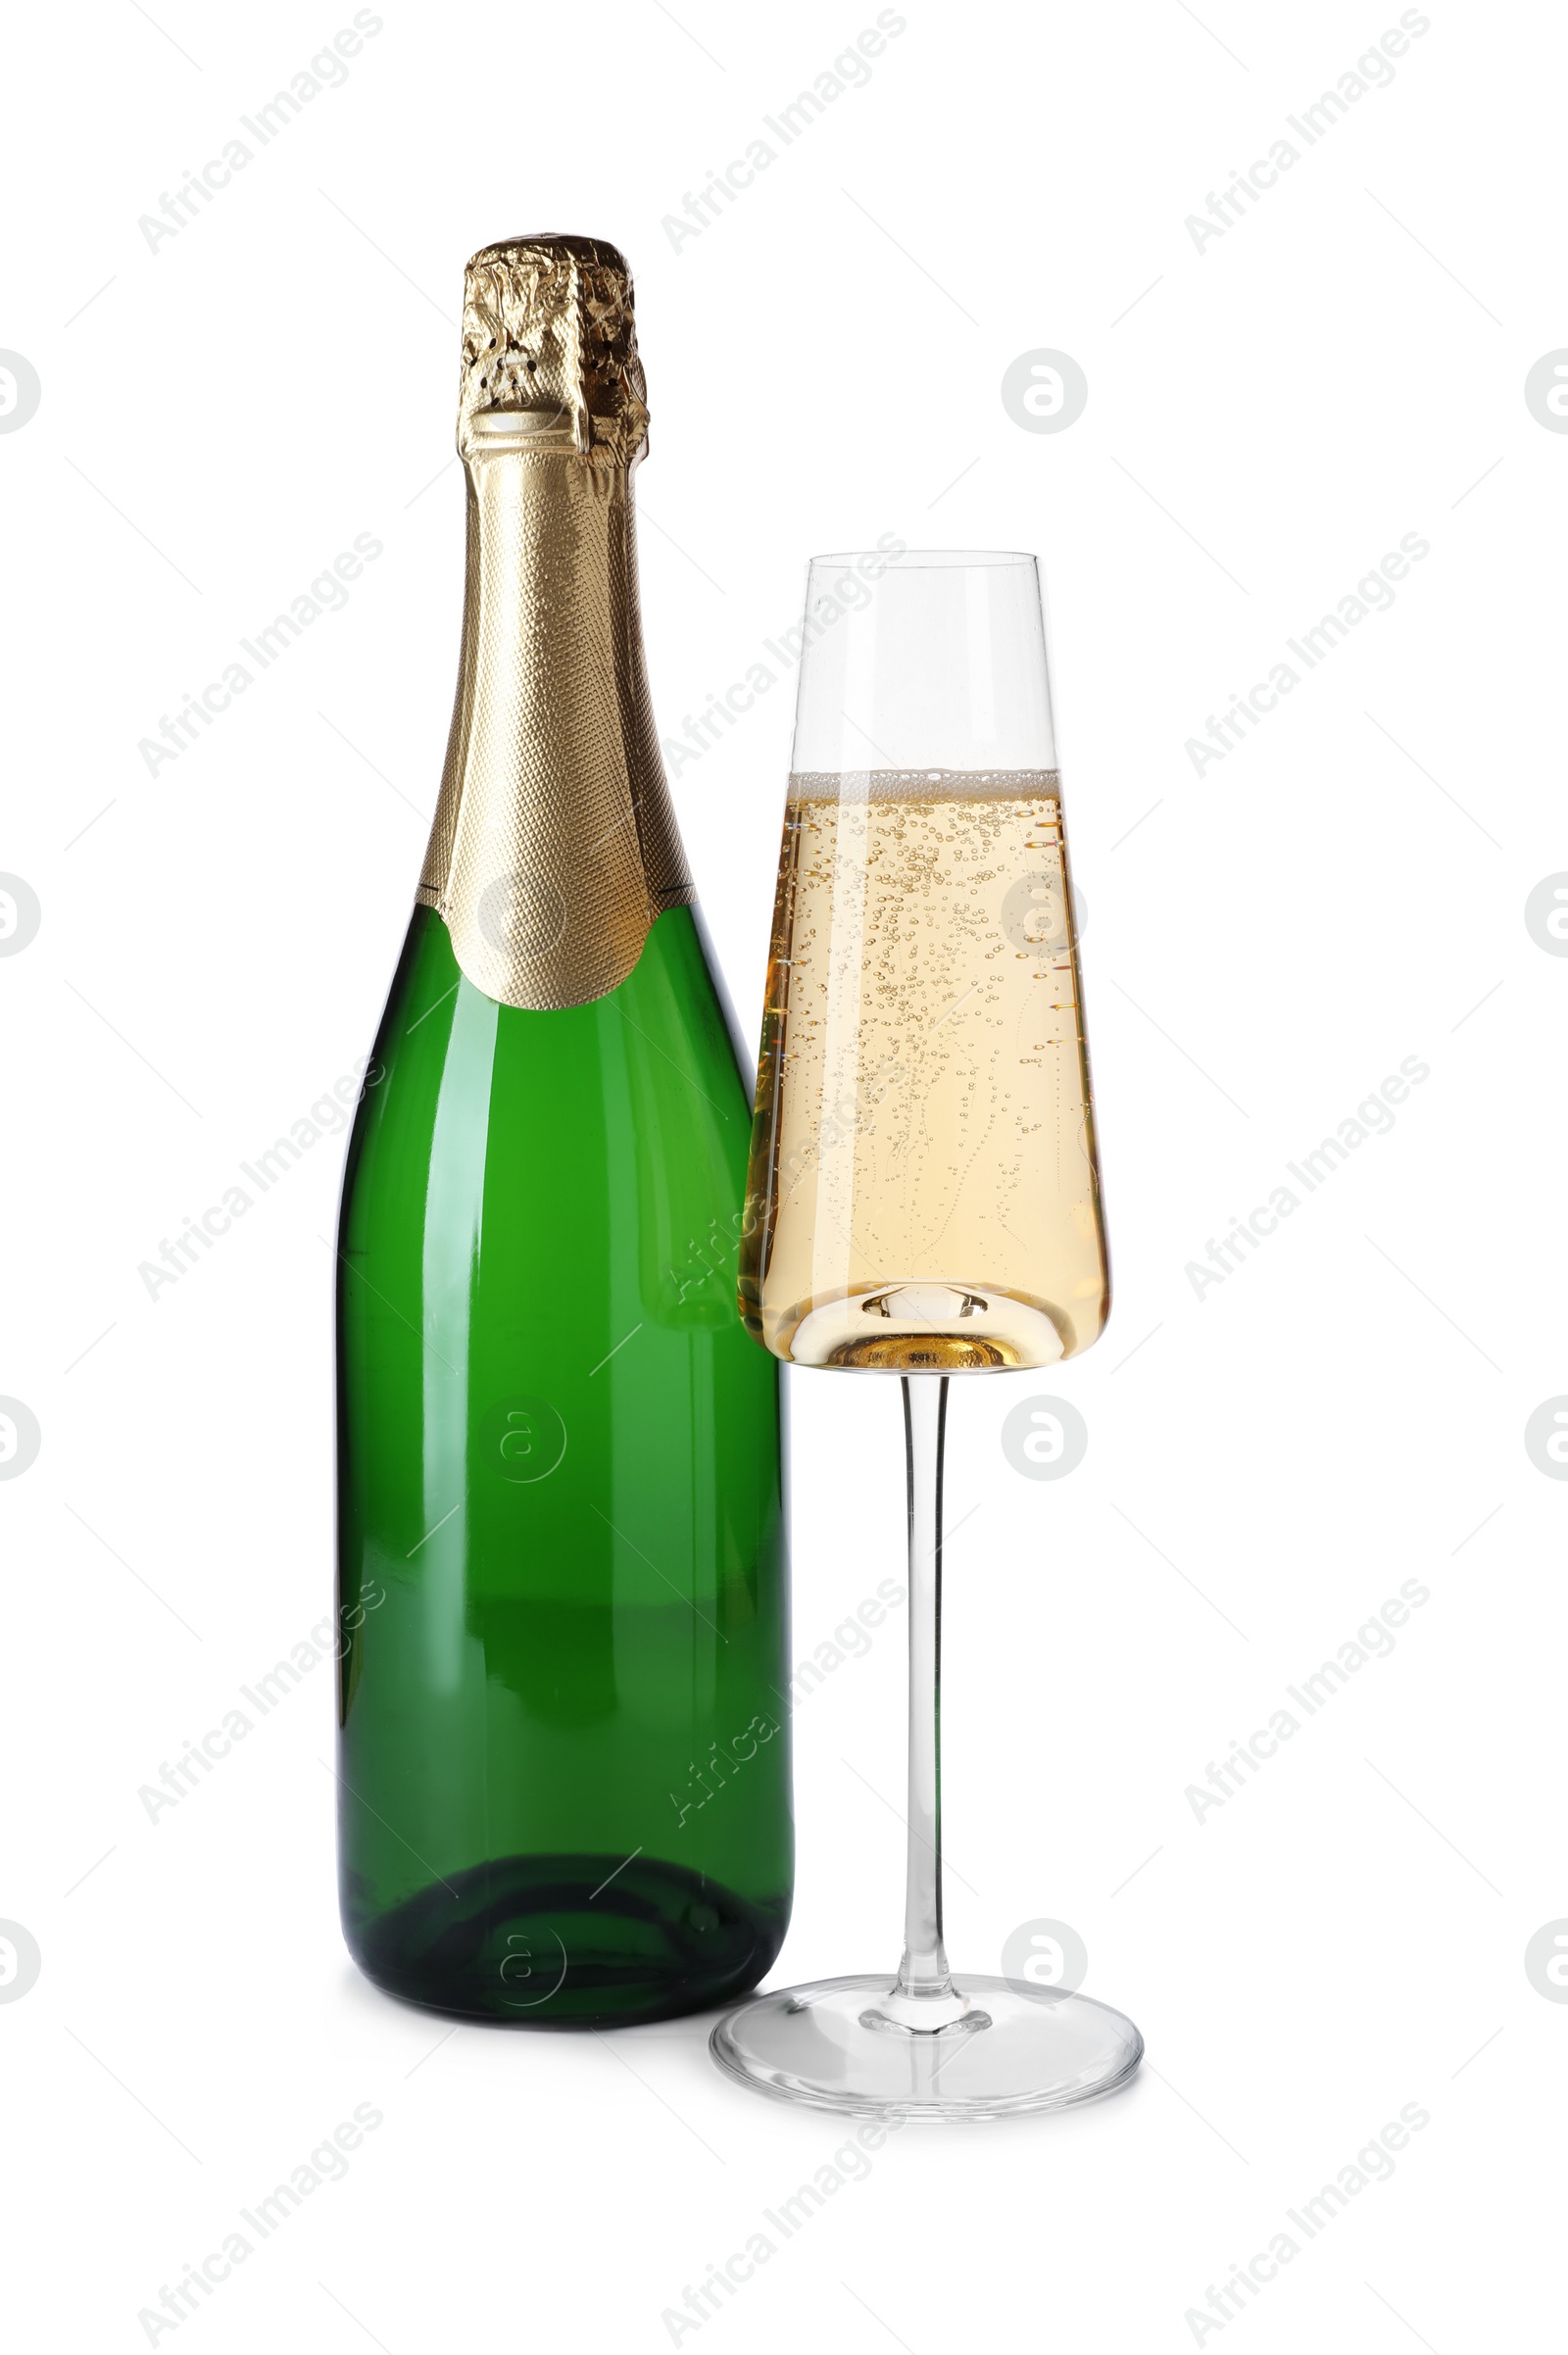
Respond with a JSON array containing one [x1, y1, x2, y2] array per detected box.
[[740, 770, 1108, 1371]]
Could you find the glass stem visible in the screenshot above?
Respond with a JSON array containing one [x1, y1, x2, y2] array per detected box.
[[897, 1375, 953, 2000]]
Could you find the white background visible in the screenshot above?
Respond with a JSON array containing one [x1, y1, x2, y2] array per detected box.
[[3, 1, 1564, 2347]]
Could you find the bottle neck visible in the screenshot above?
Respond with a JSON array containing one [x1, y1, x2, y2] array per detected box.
[[418, 442, 691, 1011]]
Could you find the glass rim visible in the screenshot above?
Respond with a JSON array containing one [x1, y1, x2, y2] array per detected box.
[[808, 548, 1036, 570]]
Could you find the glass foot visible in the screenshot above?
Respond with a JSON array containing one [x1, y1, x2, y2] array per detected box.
[[710, 1974, 1143, 2121]]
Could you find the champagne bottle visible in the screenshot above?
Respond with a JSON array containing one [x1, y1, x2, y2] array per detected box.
[[335, 235, 791, 2025]]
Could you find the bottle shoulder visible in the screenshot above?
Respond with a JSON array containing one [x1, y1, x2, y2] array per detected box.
[[340, 904, 762, 1335], [357, 903, 748, 1119]]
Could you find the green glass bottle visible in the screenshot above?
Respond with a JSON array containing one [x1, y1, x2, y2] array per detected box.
[[335, 235, 791, 2025]]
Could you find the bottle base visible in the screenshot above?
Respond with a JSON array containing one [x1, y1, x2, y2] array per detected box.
[[344, 1851, 788, 2027]]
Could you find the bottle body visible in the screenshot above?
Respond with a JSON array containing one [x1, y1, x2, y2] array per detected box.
[[337, 904, 790, 2022], [335, 232, 791, 2023]]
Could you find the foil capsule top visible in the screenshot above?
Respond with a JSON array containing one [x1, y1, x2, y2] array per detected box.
[[458, 233, 650, 464]]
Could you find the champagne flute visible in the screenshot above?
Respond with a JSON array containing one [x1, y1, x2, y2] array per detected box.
[[710, 549, 1143, 2118]]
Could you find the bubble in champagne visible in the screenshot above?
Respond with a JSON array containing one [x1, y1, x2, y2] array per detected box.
[[1001, 1917, 1088, 1997]]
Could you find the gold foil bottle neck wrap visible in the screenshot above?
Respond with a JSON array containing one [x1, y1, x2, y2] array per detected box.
[[417, 235, 692, 1010]]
